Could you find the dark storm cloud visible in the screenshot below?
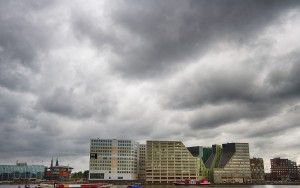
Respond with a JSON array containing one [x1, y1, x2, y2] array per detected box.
[[189, 102, 280, 129], [267, 52, 300, 98], [163, 49, 300, 129], [72, 0, 300, 78]]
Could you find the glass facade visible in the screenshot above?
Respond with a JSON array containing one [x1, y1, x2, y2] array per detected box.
[[187, 145, 222, 182], [0, 163, 46, 181]]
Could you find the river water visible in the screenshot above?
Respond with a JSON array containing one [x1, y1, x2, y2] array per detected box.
[[0, 185, 299, 188]]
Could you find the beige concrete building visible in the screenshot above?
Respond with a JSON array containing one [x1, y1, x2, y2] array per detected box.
[[138, 144, 146, 181], [214, 143, 251, 184], [146, 140, 200, 184]]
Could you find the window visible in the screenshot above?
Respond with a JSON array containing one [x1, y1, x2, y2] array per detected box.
[[90, 173, 104, 179]]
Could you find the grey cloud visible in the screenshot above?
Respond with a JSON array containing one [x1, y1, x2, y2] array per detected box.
[[0, 1, 56, 91], [72, 0, 300, 78], [245, 105, 300, 138], [163, 50, 300, 129], [267, 53, 300, 99], [0, 89, 23, 123], [1, 0, 300, 171], [188, 102, 281, 129], [166, 68, 262, 109], [38, 87, 86, 118], [37, 86, 113, 119]]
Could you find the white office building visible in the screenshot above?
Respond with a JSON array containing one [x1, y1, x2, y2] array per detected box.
[[89, 139, 139, 180]]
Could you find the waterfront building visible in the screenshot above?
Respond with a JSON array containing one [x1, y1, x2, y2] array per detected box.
[[270, 157, 298, 181], [298, 165, 300, 180], [146, 140, 200, 184], [138, 144, 146, 182], [264, 173, 272, 181], [213, 143, 251, 184], [44, 158, 73, 181], [250, 158, 265, 183], [187, 145, 222, 182], [89, 139, 139, 180], [0, 162, 45, 181]]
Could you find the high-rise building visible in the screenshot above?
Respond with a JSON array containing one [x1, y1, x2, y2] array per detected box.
[[213, 143, 251, 184], [250, 158, 265, 183], [138, 144, 146, 182], [270, 157, 298, 181], [146, 141, 200, 184], [89, 139, 139, 180]]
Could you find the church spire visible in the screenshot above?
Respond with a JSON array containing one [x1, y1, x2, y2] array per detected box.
[[50, 157, 53, 168], [55, 157, 59, 166]]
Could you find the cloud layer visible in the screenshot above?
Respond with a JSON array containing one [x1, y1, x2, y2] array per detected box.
[[1, 0, 300, 171]]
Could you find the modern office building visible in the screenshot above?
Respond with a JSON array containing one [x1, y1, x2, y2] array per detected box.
[[187, 146, 209, 179], [44, 158, 73, 181], [270, 157, 298, 181], [0, 162, 46, 181], [213, 143, 251, 184], [146, 140, 200, 184], [187, 145, 222, 181], [89, 139, 139, 180], [250, 158, 265, 183], [138, 144, 146, 182]]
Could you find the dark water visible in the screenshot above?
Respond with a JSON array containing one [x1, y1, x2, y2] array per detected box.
[[1, 185, 300, 188]]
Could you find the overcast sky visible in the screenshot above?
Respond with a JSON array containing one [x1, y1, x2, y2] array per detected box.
[[1, 0, 300, 172]]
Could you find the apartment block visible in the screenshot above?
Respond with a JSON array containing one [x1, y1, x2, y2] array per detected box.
[[146, 141, 200, 184], [270, 157, 298, 181], [89, 139, 139, 180]]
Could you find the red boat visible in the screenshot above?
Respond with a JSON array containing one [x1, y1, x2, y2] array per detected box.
[[174, 178, 211, 185], [200, 179, 211, 185], [55, 183, 111, 188]]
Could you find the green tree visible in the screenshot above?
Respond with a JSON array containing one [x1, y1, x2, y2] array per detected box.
[[83, 170, 89, 180]]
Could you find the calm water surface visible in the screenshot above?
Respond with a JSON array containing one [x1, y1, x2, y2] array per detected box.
[[1, 185, 300, 188]]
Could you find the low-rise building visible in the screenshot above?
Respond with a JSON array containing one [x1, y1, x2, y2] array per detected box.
[[44, 158, 73, 181], [270, 157, 298, 181], [250, 158, 265, 183], [0, 162, 45, 181]]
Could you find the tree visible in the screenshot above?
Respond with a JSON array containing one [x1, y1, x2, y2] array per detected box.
[[83, 170, 89, 180]]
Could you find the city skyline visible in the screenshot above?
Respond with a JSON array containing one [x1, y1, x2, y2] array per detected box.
[[1, 0, 300, 172]]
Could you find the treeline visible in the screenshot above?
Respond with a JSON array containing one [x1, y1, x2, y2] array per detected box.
[[71, 170, 89, 180]]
